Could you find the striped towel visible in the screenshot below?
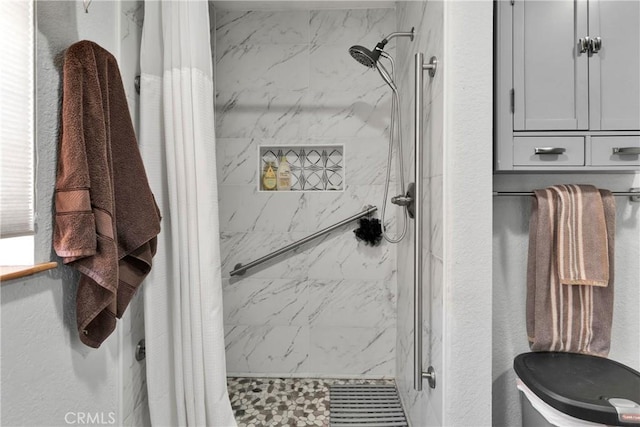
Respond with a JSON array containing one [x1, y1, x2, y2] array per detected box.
[[554, 185, 610, 286], [526, 185, 615, 356]]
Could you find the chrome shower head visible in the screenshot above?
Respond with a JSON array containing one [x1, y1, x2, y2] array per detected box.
[[348, 44, 383, 68], [348, 28, 414, 68]]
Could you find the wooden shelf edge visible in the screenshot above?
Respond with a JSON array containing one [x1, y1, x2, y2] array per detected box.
[[0, 262, 59, 282]]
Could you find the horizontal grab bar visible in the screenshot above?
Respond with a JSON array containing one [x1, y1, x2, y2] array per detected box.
[[230, 206, 378, 277]]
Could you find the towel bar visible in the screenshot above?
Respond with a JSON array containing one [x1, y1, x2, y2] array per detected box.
[[493, 188, 640, 202]]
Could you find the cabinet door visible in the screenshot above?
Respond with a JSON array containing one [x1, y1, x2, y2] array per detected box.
[[589, 1, 640, 130], [513, 0, 589, 131]]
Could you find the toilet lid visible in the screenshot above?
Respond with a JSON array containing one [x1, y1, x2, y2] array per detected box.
[[514, 352, 640, 426]]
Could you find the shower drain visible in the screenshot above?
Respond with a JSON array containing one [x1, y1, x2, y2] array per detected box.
[[329, 384, 408, 427]]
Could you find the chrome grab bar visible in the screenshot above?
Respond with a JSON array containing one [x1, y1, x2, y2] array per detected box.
[[229, 206, 378, 277], [414, 52, 438, 391]]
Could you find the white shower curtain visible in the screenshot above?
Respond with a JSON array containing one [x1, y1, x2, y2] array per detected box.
[[138, 1, 236, 426]]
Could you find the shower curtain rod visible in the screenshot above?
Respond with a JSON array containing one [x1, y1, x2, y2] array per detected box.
[[229, 205, 378, 277]]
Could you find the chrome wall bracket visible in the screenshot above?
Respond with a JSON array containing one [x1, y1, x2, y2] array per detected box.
[[383, 27, 415, 43], [423, 366, 436, 389], [423, 56, 438, 77], [135, 339, 146, 361], [391, 182, 415, 219], [406, 182, 415, 219]]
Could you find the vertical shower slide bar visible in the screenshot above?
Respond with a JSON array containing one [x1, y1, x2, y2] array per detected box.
[[414, 52, 438, 392]]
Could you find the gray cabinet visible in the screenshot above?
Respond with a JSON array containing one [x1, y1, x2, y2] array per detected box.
[[495, 0, 640, 171]]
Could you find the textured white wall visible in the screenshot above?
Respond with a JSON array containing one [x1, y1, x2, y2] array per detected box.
[[1, 2, 119, 426], [442, 1, 494, 425], [1, 2, 148, 426], [493, 173, 640, 427]]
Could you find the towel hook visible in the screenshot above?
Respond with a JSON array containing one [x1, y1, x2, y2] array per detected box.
[[83, 0, 92, 13]]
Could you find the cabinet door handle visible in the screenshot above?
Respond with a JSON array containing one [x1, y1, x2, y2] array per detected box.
[[578, 37, 591, 54], [613, 147, 640, 155], [535, 147, 566, 155], [589, 36, 602, 54]]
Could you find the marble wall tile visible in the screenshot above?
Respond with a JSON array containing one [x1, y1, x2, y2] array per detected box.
[[310, 9, 396, 48], [216, 44, 309, 92], [306, 184, 389, 230], [309, 326, 395, 376], [118, 2, 150, 425], [218, 185, 310, 232], [121, 292, 148, 423], [306, 89, 390, 138], [308, 279, 396, 329], [215, 138, 257, 186], [341, 138, 397, 185], [216, 90, 308, 138], [306, 232, 395, 282], [119, 0, 144, 128], [223, 278, 309, 326], [225, 325, 310, 374], [428, 256, 443, 353], [123, 400, 151, 427], [428, 90, 444, 178], [222, 232, 396, 288], [309, 44, 387, 93], [216, 10, 309, 49], [220, 232, 311, 280], [430, 175, 443, 259]]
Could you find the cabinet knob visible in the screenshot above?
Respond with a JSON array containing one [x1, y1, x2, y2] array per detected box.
[[613, 147, 640, 155], [578, 37, 591, 54], [590, 36, 602, 54], [534, 147, 567, 155]]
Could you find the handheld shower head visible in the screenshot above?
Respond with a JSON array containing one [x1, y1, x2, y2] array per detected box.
[[348, 42, 385, 68], [376, 61, 397, 92], [348, 28, 414, 68]]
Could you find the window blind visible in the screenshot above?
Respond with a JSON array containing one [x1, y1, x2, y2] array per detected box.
[[0, 1, 35, 237]]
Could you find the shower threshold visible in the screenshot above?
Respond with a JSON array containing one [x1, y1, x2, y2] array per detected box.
[[227, 377, 406, 427]]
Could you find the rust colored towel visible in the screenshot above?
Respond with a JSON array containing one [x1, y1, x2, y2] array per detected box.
[[526, 185, 615, 357], [54, 40, 161, 348]]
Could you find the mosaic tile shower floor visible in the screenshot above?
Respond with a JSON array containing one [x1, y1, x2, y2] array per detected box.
[[227, 377, 395, 427]]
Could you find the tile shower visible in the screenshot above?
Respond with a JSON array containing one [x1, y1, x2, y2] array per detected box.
[[214, 7, 398, 378], [212, 3, 446, 426]]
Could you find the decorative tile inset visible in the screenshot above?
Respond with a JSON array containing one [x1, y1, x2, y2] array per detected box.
[[260, 146, 344, 191]]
